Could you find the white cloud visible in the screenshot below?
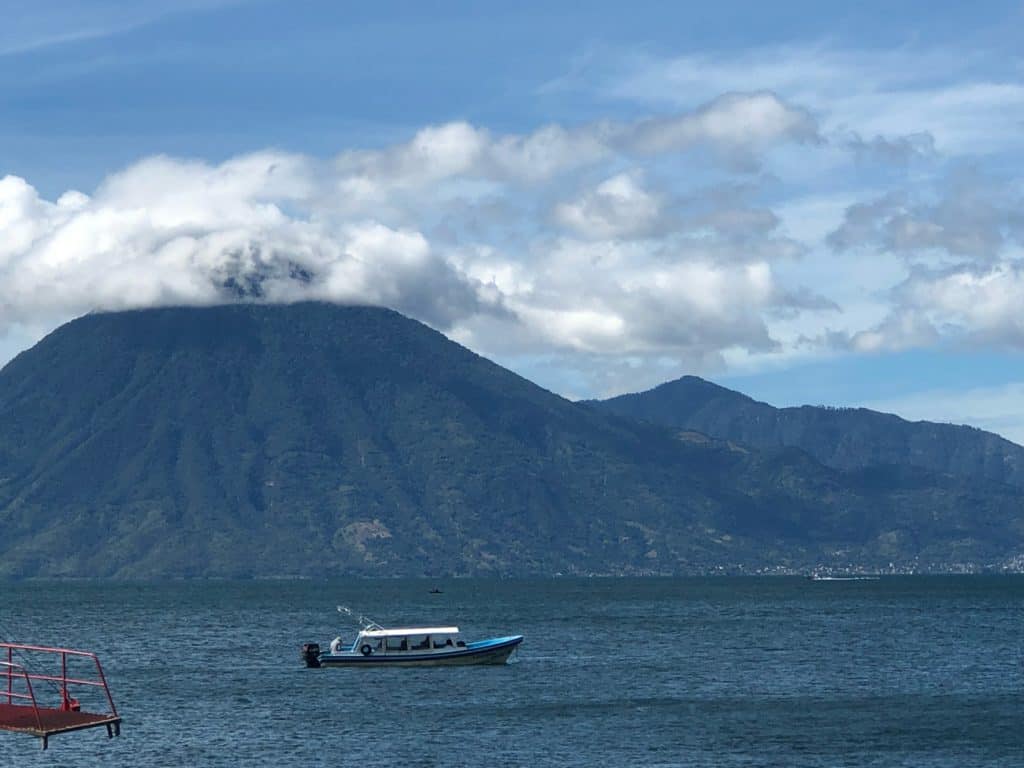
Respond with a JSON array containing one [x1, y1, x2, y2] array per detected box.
[[842, 131, 936, 164], [904, 263, 1024, 344], [489, 124, 612, 182], [828, 172, 1024, 261], [583, 44, 1024, 156], [626, 91, 818, 155], [554, 173, 663, 239], [848, 309, 941, 353], [829, 260, 1024, 354], [2, 27, 1022, 429], [820, 165, 1024, 355], [0, 96, 828, 395], [7, 64, 1015, 399], [329, 91, 818, 201], [0, 152, 487, 331]]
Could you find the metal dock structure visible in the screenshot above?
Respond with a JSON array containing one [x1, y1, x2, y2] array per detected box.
[[0, 642, 121, 750]]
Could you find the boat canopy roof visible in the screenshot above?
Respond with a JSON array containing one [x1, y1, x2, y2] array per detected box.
[[358, 627, 459, 638]]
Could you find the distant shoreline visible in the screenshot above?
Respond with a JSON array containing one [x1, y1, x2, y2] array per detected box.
[[4, 571, 1024, 583]]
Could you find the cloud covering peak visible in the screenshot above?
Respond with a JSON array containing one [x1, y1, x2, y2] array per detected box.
[[2, 77, 1020, 399], [0, 92, 836, 396]]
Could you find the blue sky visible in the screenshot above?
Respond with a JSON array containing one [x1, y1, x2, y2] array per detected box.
[[2, 0, 1023, 441]]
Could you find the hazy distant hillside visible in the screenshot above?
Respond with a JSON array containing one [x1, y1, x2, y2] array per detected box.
[[0, 304, 1022, 578], [593, 376, 1024, 489]]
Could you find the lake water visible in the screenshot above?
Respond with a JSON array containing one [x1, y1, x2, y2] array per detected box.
[[0, 577, 1022, 767]]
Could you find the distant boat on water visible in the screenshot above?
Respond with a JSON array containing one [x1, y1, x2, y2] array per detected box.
[[429, 587, 443, 594], [807, 573, 881, 581]]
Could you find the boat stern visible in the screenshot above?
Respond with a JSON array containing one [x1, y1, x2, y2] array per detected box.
[[301, 643, 321, 668]]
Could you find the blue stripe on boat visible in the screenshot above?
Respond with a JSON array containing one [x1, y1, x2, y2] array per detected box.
[[319, 635, 522, 663]]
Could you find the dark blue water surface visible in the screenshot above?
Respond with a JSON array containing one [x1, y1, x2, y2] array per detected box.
[[1, 577, 1022, 767]]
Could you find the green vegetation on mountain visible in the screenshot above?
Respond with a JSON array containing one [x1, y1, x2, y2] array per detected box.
[[592, 375, 1024, 488], [0, 303, 1021, 578]]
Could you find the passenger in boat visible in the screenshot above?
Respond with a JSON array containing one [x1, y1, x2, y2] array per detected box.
[[413, 636, 430, 650], [329, 637, 343, 654]]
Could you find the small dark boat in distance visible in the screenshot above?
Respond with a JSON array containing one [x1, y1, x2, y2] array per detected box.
[[429, 588, 443, 594]]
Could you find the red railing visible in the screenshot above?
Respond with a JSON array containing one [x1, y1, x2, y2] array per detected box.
[[1, 643, 118, 718], [0, 660, 43, 730]]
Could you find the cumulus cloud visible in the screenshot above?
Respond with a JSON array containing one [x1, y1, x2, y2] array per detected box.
[[534, 40, 1024, 370], [330, 91, 818, 201], [818, 166, 1024, 355], [0, 153, 488, 331], [0, 95, 830, 395], [821, 261, 1024, 355], [523, 246, 782, 355], [675, 183, 810, 263], [554, 173, 664, 240], [842, 131, 937, 164], [898, 263, 1024, 346], [827, 173, 1024, 262], [625, 91, 820, 156], [577, 44, 1024, 156], [847, 309, 942, 353]]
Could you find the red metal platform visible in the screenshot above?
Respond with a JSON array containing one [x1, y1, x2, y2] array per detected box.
[[1, 643, 121, 750]]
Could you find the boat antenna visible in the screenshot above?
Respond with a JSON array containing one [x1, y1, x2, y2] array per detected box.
[[336, 605, 383, 631]]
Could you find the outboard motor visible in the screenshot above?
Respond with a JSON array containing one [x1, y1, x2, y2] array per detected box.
[[301, 643, 321, 668]]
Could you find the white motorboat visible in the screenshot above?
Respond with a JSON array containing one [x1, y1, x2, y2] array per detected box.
[[302, 607, 522, 668]]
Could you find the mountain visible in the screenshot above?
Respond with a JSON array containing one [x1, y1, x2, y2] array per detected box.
[[0, 303, 1022, 578], [591, 376, 1024, 489]]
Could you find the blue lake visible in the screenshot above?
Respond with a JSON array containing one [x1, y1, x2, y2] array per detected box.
[[1, 576, 1022, 766]]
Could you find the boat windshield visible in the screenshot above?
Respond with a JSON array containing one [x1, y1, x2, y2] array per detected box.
[[350, 627, 462, 653], [370, 633, 459, 652]]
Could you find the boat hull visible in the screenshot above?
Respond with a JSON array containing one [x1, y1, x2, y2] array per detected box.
[[316, 635, 522, 667]]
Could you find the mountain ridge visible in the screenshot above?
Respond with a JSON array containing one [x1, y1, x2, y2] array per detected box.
[[0, 303, 1021, 578], [592, 375, 1024, 489]]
